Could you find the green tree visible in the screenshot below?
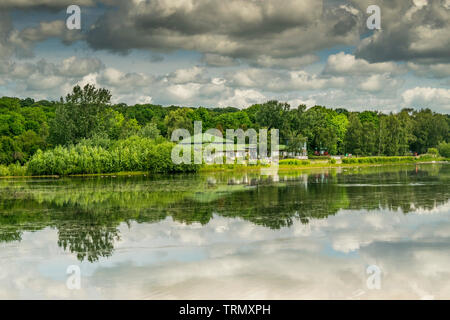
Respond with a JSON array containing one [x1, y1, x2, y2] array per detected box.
[[361, 121, 377, 155], [100, 109, 141, 140], [287, 104, 307, 135], [192, 107, 214, 130], [49, 84, 112, 145], [15, 130, 46, 160], [330, 113, 349, 154], [164, 108, 194, 138], [286, 132, 307, 153], [255, 101, 290, 140], [397, 110, 415, 155], [345, 113, 363, 155], [139, 122, 161, 139], [438, 141, 450, 158], [299, 106, 338, 154], [411, 109, 448, 154], [0, 136, 20, 164]]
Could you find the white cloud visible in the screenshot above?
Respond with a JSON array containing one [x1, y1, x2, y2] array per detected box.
[[324, 52, 404, 76], [217, 88, 266, 108], [287, 97, 317, 108], [136, 95, 153, 104], [98, 68, 153, 92], [407, 62, 450, 79], [202, 54, 239, 67], [358, 74, 402, 93], [0, 0, 94, 9], [251, 54, 319, 70], [0, 1, 448, 113], [26, 73, 65, 90], [165, 66, 206, 84], [86, 0, 360, 63], [166, 83, 202, 101], [0, 57, 105, 97], [402, 87, 450, 112], [228, 69, 345, 92], [59, 56, 104, 77], [354, 1, 450, 64], [8, 20, 83, 57]]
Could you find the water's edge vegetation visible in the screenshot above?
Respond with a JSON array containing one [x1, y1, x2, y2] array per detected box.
[[0, 156, 448, 178]]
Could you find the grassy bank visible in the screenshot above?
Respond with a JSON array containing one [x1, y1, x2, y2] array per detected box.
[[0, 156, 448, 178], [199, 156, 449, 173]]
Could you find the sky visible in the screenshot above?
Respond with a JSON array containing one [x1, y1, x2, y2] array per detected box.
[[0, 0, 449, 113]]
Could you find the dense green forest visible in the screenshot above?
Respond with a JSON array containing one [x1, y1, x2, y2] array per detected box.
[[0, 84, 449, 175]]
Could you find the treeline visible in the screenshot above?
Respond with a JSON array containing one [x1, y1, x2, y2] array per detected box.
[[0, 84, 449, 175], [0, 97, 54, 164]]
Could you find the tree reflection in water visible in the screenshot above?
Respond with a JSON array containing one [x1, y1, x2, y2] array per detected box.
[[0, 164, 448, 262]]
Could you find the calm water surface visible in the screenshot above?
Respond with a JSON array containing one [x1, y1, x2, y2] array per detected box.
[[0, 164, 449, 299]]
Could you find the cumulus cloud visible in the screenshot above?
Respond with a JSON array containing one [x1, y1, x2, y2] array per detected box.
[[0, 56, 105, 99], [353, 0, 450, 63], [4, 56, 103, 79], [58, 56, 104, 77], [7, 20, 84, 58], [26, 73, 66, 90], [250, 54, 320, 70], [201, 53, 239, 67], [407, 62, 450, 79], [85, 0, 360, 62], [0, 0, 449, 113], [287, 97, 317, 108], [0, 12, 14, 59], [402, 87, 450, 112], [164, 66, 206, 84], [0, 0, 94, 9], [324, 52, 405, 76], [358, 74, 403, 92], [96, 68, 154, 98], [217, 89, 267, 108], [227, 69, 346, 92]]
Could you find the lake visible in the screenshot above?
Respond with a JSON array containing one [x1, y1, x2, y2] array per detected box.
[[0, 164, 449, 299]]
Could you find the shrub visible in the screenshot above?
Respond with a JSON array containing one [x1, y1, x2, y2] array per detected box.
[[0, 165, 9, 176], [329, 158, 337, 164], [419, 154, 436, 161], [438, 142, 450, 158], [279, 159, 310, 166], [427, 148, 439, 156], [342, 156, 416, 164], [27, 136, 199, 176], [308, 155, 330, 160], [7, 163, 27, 176], [138, 123, 161, 140]]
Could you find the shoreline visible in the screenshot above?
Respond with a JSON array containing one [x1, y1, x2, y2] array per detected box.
[[200, 160, 448, 172], [0, 159, 447, 179]]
